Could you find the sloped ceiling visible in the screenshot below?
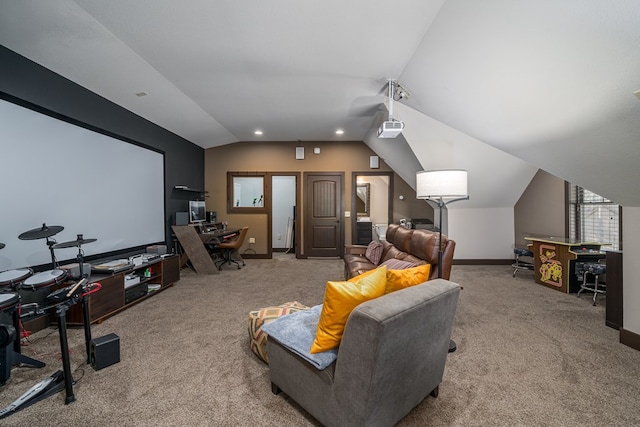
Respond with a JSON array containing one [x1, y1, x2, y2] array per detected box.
[[1, 0, 639, 205]]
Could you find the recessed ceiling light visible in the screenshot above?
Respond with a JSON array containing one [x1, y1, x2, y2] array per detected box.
[[254, 130, 263, 135], [135, 91, 148, 97], [336, 129, 344, 135]]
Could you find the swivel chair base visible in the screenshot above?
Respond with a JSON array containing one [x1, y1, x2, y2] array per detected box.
[[576, 262, 606, 306], [215, 252, 246, 270], [512, 248, 534, 277]]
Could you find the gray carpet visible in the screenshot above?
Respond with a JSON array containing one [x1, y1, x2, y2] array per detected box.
[[1, 256, 639, 426]]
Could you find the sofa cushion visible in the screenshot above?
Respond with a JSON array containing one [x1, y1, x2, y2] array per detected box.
[[401, 254, 427, 266], [310, 266, 387, 353], [391, 226, 414, 253], [410, 230, 447, 265], [385, 264, 431, 294], [248, 301, 309, 363], [380, 258, 417, 270], [364, 240, 384, 264], [380, 244, 408, 263]]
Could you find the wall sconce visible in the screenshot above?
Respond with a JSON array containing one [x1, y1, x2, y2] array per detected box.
[[295, 146, 304, 160], [313, 147, 321, 154]]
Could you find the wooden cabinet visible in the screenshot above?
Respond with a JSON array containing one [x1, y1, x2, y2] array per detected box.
[[356, 221, 373, 245], [90, 274, 124, 320], [161, 255, 180, 286], [605, 251, 623, 330], [66, 255, 180, 326]]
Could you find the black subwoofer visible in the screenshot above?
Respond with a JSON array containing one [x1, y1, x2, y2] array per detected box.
[[90, 333, 120, 371], [0, 324, 16, 384]]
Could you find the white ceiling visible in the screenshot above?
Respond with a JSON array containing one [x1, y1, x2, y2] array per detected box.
[[2, 0, 640, 205]]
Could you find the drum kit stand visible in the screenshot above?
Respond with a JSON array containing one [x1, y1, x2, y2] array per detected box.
[[0, 223, 102, 419]]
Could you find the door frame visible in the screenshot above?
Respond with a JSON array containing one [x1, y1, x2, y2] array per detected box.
[[302, 171, 344, 258], [351, 171, 394, 244], [270, 172, 301, 258]]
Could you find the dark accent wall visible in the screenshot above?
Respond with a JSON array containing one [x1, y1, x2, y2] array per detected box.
[[0, 46, 204, 251]]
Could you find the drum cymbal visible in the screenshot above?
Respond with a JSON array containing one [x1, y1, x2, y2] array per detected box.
[[53, 237, 97, 249], [18, 224, 64, 240]]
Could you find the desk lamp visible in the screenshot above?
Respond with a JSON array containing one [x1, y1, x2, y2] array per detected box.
[[416, 169, 468, 354]]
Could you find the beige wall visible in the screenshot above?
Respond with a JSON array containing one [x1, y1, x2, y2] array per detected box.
[[514, 169, 566, 248], [393, 177, 431, 225], [204, 140, 432, 256]]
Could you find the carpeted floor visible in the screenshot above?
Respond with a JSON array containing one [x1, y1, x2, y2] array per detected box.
[[1, 255, 639, 426]]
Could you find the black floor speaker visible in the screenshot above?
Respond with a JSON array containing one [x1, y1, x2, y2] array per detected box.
[[90, 333, 120, 371]]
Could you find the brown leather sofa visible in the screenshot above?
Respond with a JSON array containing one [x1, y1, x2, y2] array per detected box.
[[343, 224, 456, 280]]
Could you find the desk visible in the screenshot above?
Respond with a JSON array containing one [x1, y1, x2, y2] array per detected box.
[[171, 225, 242, 274], [199, 228, 243, 264], [199, 228, 240, 246], [524, 236, 607, 293]]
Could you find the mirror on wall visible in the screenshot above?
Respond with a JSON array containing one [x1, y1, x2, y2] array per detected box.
[[352, 172, 393, 244], [227, 172, 268, 213], [356, 183, 370, 217]]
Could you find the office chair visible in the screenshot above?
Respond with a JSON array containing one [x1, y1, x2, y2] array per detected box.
[[214, 226, 248, 270]]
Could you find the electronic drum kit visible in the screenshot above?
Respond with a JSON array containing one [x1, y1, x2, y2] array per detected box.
[[1, 223, 97, 292], [0, 224, 101, 416]]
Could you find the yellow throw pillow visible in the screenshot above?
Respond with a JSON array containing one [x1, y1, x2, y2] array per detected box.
[[310, 266, 387, 353], [385, 264, 431, 294]]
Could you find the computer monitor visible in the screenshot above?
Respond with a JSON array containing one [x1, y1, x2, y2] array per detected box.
[[189, 200, 206, 223]]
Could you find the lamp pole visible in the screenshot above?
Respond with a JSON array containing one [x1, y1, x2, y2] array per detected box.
[[416, 169, 469, 354], [431, 195, 469, 278], [436, 197, 445, 279]]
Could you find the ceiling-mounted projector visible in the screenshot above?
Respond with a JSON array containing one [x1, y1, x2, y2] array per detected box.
[[378, 120, 405, 138], [377, 79, 406, 139]]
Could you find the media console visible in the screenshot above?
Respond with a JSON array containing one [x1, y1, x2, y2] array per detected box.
[[63, 255, 180, 326]]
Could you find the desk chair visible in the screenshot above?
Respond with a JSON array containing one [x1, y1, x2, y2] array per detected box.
[[214, 226, 248, 270]]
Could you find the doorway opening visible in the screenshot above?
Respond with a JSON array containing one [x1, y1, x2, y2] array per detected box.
[[352, 172, 393, 245], [272, 174, 299, 257]]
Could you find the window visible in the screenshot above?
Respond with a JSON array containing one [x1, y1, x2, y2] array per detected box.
[[227, 172, 268, 213], [568, 184, 621, 250]]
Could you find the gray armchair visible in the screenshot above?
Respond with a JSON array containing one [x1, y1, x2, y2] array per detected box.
[[267, 279, 460, 426]]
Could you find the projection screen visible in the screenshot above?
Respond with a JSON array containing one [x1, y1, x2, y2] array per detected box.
[[0, 97, 165, 271]]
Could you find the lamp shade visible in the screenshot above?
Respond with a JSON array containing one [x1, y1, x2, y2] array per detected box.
[[416, 169, 468, 199]]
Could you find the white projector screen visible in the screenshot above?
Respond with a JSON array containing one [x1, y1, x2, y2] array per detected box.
[[0, 98, 165, 271]]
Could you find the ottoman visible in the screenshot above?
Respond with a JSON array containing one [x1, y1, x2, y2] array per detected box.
[[248, 301, 309, 363]]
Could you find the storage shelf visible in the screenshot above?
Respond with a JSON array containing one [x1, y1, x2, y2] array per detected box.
[[64, 255, 180, 326], [174, 185, 208, 195]]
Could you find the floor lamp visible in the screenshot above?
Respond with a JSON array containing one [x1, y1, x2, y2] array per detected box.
[[416, 169, 469, 352]]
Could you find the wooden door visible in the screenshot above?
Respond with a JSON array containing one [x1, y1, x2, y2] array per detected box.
[[304, 173, 344, 257]]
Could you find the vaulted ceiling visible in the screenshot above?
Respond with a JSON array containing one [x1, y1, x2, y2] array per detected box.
[[2, 1, 640, 205]]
